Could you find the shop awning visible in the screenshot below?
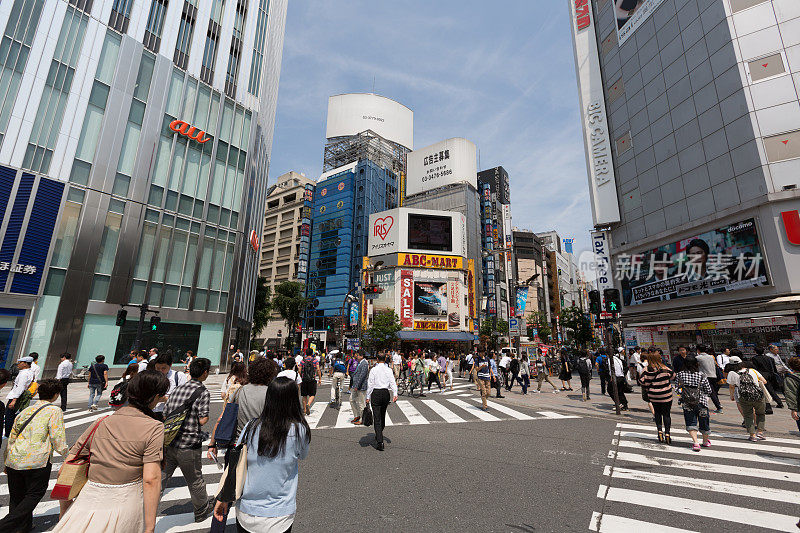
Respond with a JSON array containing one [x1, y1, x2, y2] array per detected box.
[[397, 331, 477, 342]]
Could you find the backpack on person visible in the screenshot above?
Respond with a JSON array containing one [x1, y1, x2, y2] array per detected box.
[[163, 387, 204, 446], [680, 382, 701, 409], [509, 358, 520, 375], [738, 370, 764, 402], [108, 381, 128, 408], [301, 358, 316, 382]]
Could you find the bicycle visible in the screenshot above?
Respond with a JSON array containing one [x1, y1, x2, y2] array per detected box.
[[71, 365, 90, 381], [329, 376, 343, 409]]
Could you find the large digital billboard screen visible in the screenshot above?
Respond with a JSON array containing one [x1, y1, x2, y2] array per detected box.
[[615, 0, 667, 46], [408, 214, 452, 252], [621, 218, 769, 306]]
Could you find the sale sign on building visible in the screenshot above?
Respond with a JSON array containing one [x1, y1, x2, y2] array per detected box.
[[399, 270, 414, 328]]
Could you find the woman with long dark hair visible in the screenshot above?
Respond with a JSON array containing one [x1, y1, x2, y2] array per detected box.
[[53, 370, 169, 533], [221, 361, 248, 402], [214, 377, 310, 532]]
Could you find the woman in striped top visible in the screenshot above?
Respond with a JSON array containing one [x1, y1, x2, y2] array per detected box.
[[639, 349, 676, 444]]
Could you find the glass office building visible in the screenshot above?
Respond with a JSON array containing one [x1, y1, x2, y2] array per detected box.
[[0, 0, 288, 371]]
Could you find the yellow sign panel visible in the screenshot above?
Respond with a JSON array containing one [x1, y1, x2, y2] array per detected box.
[[414, 320, 448, 331], [398, 253, 463, 270]]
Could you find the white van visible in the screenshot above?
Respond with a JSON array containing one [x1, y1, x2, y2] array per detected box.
[[500, 347, 517, 358]]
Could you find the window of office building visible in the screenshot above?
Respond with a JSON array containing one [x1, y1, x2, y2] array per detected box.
[[43, 187, 84, 296], [89, 199, 125, 301], [0, 0, 45, 147], [68, 0, 93, 13], [109, 0, 134, 34], [173, 2, 197, 70], [201, 27, 220, 84], [114, 52, 155, 197], [247, 0, 270, 96], [23, 7, 88, 174], [70, 31, 121, 186], [144, 0, 169, 53], [225, 0, 247, 97]]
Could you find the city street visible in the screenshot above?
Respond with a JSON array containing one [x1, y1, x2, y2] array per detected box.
[[6, 372, 800, 532]]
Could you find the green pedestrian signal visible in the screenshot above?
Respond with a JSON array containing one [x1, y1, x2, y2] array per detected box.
[[603, 288, 622, 314], [150, 315, 161, 332]]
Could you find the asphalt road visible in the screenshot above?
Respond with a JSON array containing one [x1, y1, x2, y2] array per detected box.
[[4, 374, 800, 532]]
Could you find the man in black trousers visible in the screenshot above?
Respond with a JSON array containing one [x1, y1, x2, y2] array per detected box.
[[366, 353, 398, 451]]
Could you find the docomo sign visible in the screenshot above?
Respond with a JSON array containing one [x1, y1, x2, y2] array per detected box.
[[169, 120, 211, 144], [249, 230, 259, 252]]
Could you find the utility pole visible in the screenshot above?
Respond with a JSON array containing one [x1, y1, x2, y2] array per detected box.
[[606, 321, 621, 416]]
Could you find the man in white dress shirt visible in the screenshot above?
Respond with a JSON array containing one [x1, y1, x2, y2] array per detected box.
[[4, 356, 35, 437], [29, 353, 42, 382], [56, 353, 74, 411], [366, 353, 398, 451]]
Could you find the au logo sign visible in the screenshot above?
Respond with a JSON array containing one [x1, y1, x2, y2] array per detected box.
[[782, 210, 800, 245], [169, 120, 211, 144]]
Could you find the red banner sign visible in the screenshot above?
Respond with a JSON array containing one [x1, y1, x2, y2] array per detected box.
[[399, 270, 414, 328]]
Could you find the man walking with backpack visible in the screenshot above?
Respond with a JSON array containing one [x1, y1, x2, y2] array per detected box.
[[727, 359, 769, 441], [161, 358, 213, 522], [300, 348, 320, 415]]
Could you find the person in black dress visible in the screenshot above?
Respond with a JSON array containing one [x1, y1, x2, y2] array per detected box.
[[559, 348, 573, 391]]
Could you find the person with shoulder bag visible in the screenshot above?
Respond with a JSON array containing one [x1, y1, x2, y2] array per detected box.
[[0, 379, 67, 532], [53, 370, 169, 533], [214, 377, 310, 532], [727, 359, 769, 442], [87, 355, 109, 411]]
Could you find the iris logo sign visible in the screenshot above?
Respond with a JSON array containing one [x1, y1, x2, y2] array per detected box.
[[373, 216, 394, 240], [169, 120, 211, 144]]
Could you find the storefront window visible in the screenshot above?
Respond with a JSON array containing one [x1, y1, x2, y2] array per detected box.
[[0, 311, 25, 369]]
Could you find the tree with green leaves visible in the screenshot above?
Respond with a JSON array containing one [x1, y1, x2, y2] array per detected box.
[[251, 277, 272, 340], [560, 305, 592, 348], [271, 281, 308, 351], [526, 311, 552, 344], [363, 309, 402, 352]]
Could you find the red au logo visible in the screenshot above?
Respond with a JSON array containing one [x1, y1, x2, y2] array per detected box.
[[169, 120, 211, 144], [249, 230, 259, 251], [781, 210, 800, 245]]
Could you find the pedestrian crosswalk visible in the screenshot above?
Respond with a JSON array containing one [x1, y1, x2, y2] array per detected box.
[[590, 422, 800, 532]]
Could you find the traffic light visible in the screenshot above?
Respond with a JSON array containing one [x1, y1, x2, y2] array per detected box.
[[115, 309, 127, 327], [150, 315, 161, 332], [604, 288, 622, 314], [362, 284, 384, 295], [588, 290, 601, 315]]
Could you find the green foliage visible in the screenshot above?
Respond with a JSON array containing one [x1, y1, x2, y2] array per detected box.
[[271, 281, 308, 350], [363, 310, 402, 352], [526, 311, 552, 344], [495, 318, 509, 334], [560, 305, 592, 348]]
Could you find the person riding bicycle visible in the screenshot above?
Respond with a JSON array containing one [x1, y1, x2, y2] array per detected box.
[[411, 353, 427, 398], [329, 355, 347, 407]]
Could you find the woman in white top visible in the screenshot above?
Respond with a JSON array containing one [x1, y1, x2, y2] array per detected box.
[[727, 359, 769, 441], [366, 353, 398, 451]]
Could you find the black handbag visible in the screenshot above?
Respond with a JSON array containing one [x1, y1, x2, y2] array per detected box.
[[362, 404, 373, 427]]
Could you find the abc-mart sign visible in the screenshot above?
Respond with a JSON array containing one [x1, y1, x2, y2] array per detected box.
[[570, 0, 620, 226]]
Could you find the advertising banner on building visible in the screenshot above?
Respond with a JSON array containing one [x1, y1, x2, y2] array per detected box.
[[399, 270, 414, 328], [591, 230, 615, 316], [414, 282, 447, 316], [414, 320, 448, 331], [398, 253, 463, 270], [621, 218, 769, 305], [515, 287, 529, 317], [372, 270, 396, 314], [349, 302, 359, 327], [614, 0, 667, 46], [467, 259, 477, 319], [569, 0, 621, 225], [447, 280, 460, 328], [406, 138, 477, 196], [361, 256, 370, 330], [326, 93, 413, 149]]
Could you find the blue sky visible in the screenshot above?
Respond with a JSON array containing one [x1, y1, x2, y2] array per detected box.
[[268, 0, 594, 257]]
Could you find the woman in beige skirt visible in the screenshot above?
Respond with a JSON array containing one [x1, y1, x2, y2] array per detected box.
[[53, 370, 169, 533]]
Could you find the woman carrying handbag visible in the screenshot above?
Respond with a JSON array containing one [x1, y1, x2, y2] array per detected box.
[[215, 376, 310, 532], [52, 370, 169, 533]]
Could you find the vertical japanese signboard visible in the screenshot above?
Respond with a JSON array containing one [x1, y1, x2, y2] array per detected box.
[[399, 270, 414, 328]]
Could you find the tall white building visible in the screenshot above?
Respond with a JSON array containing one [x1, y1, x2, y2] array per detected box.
[[0, 0, 288, 372]]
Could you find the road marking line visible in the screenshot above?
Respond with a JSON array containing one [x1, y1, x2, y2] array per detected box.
[[306, 401, 327, 429], [616, 423, 800, 446], [616, 429, 800, 456], [606, 466, 799, 503], [396, 400, 430, 424], [155, 508, 236, 532], [335, 400, 355, 428], [589, 511, 698, 533], [477, 399, 534, 420], [447, 399, 500, 421], [538, 410, 578, 419], [421, 399, 466, 423], [609, 450, 800, 483], [64, 411, 110, 429], [602, 485, 798, 531], [617, 438, 800, 467]]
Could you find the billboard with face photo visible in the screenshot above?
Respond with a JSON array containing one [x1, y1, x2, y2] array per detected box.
[[615, 0, 667, 46], [414, 282, 447, 316], [621, 218, 769, 306]]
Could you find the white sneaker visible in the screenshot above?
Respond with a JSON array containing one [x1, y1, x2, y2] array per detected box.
[[552, 390, 559, 394], [531, 390, 540, 394]]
